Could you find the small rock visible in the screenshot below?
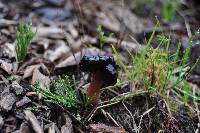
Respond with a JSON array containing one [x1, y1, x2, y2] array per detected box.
[[16, 96, 31, 108], [0, 93, 16, 111]]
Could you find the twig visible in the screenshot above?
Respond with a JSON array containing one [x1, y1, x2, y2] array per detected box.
[[163, 98, 172, 117], [178, 11, 192, 38], [193, 87, 200, 122], [83, 101, 119, 124], [83, 90, 148, 123], [122, 102, 139, 132], [101, 109, 120, 127], [101, 81, 129, 91], [107, 90, 148, 104], [138, 106, 155, 132]]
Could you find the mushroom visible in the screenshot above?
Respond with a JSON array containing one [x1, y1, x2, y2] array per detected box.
[[80, 55, 118, 106]]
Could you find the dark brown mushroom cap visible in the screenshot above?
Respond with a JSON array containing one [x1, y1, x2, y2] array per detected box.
[[80, 55, 118, 86], [79, 55, 113, 72]]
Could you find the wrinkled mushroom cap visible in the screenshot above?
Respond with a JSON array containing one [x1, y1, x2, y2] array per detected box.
[[80, 55, 118, 86]]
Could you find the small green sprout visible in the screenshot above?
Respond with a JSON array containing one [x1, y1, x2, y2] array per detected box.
[[7, 76, 16, 81], [97, 25, 114, 50], [97, 25, 105, 50], [135, 0, 155, 10], [32, 76, 92, 108], [33, 76, 78, 108], [162, 0, 180, 22], [16, 22, 36, 61]]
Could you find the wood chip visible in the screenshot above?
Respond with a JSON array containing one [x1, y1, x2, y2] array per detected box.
[[0, 93, 16, 111], [20, 122, 33, 133], [32, 68, 50, 88], [33, 26, 64, 40], [48, 123, 56, 133], [23, 64, 41, 79], [44, 40, 70, 62], [16, 96, 31, 108], [61, 114, 73, 133], [0, 115, 4, 129], [11, 81, 24, 95], [24, 110, 44, 133], [55, 51, 83, 68], [0, 19, 17, 26], [23, 64, 50, 87], [0, 59, 13, 74], [88, 123, 127, 133], [0, 42, 15, 58]]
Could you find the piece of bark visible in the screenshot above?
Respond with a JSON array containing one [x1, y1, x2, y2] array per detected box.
[[24, 110, 44, 133], [0, 59, 13, 74], [32, 26, 65, 40], [23, 64, 41, 79], [11, 81, 24, 95], [55, 51, 83, 68], [88, 123, 127, 133], [0, 42, 15, 58], [20, 122, 33, 133], [16, 96, 31, 108], [0, 115, 4, 129], [44, 40, 70, 62], [0, 93, 16, 111], [0, 19, 17, 26], [48, 123, 56, 133], [61, 114, 73, 133], [32, 68, 50, 88], [23, 64, 50, 87], [23, 64, 49, 79]]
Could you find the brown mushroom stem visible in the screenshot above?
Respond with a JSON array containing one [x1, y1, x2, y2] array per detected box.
[[87, 71, 104, 106]]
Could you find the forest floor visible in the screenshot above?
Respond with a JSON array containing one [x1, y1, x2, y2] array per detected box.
[[0, 0, 200, 133]]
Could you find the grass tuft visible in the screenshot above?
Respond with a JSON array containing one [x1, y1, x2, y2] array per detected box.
[[16, 22, 35, 61], [32, 76, 91, 108], [112, 22, 200, 107]]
